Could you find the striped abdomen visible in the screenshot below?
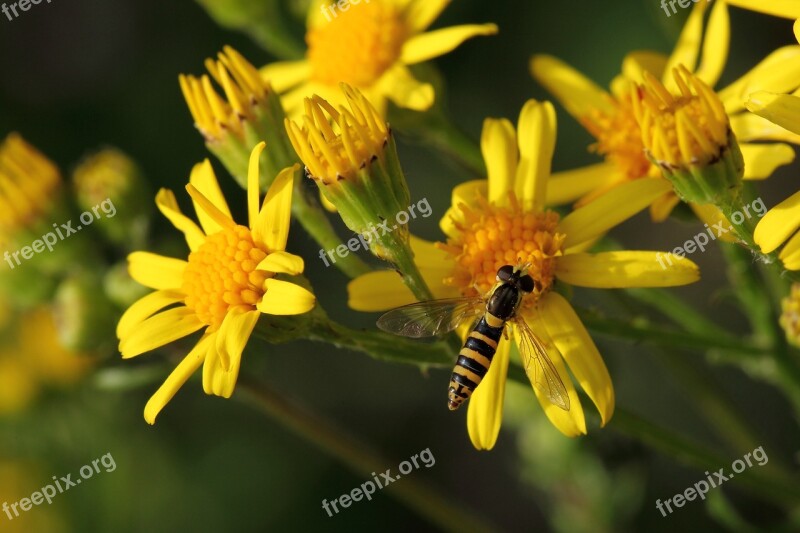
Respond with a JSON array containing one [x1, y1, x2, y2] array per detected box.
[[447, 314, 505, 410]]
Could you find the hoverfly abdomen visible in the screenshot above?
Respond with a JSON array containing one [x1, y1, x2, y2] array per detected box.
[[447, 316, 504, 411]]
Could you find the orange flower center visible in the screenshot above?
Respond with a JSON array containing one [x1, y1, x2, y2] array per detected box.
[[182, 225, 269, 330], [440, 198, 565, 303], [581, 91, 655, 181], [307, 1, 408, 87]]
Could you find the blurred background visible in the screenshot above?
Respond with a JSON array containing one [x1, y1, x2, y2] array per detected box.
[[0, 0, 798, 531]]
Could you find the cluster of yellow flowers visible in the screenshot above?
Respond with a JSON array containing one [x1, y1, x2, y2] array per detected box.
[[6, 0, 800, 455]]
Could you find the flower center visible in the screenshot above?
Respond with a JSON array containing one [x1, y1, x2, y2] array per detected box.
[[439, 198, 565, 302], [307, 2, 408, 87], [182, 225, 269, 330], [581, 91, 656, 181], [634, 67, 729, 169]]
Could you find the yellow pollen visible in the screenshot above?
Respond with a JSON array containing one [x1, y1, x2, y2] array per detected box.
[[307, 1, 408, 87], [182, 225, 269, 330], [581, 91, 657, 181], [634, 67, 729, 168], [439, 196, 565, 303]]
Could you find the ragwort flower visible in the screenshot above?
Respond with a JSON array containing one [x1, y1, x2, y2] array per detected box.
[[348, 100, 699, 449], [261, 0, 497, 116], [118, 144, 315, 424]]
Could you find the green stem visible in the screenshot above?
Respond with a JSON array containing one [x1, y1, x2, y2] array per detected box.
[[380, 230, 435, 302], [237, 378, 498, 532], [292, 179, 371, 279]]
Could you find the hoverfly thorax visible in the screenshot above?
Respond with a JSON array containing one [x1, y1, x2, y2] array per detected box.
[[488, 264, 537, 321]]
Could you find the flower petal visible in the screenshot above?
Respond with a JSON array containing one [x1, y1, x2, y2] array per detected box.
[[516, 99, 556, 211], [347, 265, 457, 311], [730, 111, 800, 144], [440, 180, 486, 238], [255, 165, 297, 251], [621, 51, 668, 84], [215, 307, 259, 380], [649, 192, 681, 222], [467, 336, 510, 451], [559, 178, 672, 248], [248, 142, 267, 229], [128, 252, 187, 291], [754, 190, 800, 253], [693, 0, 730, 88], [481, 118, 517, 206], [779, 230, 800, 269], [539, 292, 613, 427], [725, 0, 800, 18], [556, 251, 700, 288], [189, 159, 233, 235], [257, 251, 305, 275], [741, 142, 796, 180], [401, 24, 498, 65], [663, 1, 708, 88], [690, 203, 738, 244], [143, 332, 213, 425], [530, 55, 613, 119], [719, 46, 800, 114], [119, 307, 205, 359], [117, 289, 185, 339], [155, 189, 205, 251], [746, 91, 800, 136], [404, 0, 451, 32], [546, 163, 617, 206], [378, 65, 435, 111], [258, 279, 316, 315], [259, 60, 311, 92]]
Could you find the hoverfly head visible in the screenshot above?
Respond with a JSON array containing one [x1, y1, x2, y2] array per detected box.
[[496, 264, 514, 282]]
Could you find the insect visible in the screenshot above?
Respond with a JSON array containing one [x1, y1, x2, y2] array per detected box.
[[377, 264, 571, 411]]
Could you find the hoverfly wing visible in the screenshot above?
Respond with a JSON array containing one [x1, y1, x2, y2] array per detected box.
[[513, 314, 570, 411], [377, 297, 485, 338]]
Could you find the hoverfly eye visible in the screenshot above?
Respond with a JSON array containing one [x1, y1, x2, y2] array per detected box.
[[496, 265, 514, 282], [519, 275, 535, 293]]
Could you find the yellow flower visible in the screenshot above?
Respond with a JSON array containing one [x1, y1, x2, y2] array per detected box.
[[261, 0, 497, 116], [726, 0, 800, 18], [780, 283, 800, 346], [754, 189, 800, 270], [117, 143, 316, 424], [348, 100, 699, 448], [531, 1, 799, 222], [746, 20, 800, 136]]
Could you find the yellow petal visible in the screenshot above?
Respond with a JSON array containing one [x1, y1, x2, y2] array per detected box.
[[155, 189, 205, 251], [119, 307, 205, 359], [559, 178, 672, 248], [401, 24, 498, 64], [546, 163, 617, 206], [649, 192, 681, 222], [516, 316, 586, 437], [440, 180, 486, 238], [128, 252, 187, 291], [403, 0, 451, 32], [515, 99, 556, 211], [663, 1, 708, 88], [189, 159, 233, 235], [248, 142, 267, 229], [257, 251, 305, 275], [746, 91, 800, 136], [725, 0, 800, 18], [779, 230, 800, 269], [556, 251, 700, 288], [378, 65, 435, 111], [117, 289, 185, 339], [690, 203, 738, 244], [466, 337, 510, 451], [730, 111, 800, 144], [255, 165, 297, 251], [347, 265, 457, 311], [693, 0, 730, 88], [258, 279, 316, 315], [539, 292, 613, 426], [144, 333, 213, 425], [215, 307, 259, 380], [719, 46, 800, 114], [621, 51, 668, 84], [754, 190, 800, 253], [259, 60, 310, 92], [481, 118, 517, 206], [530, 55, 613, 119], [741, 142, 795, 180]]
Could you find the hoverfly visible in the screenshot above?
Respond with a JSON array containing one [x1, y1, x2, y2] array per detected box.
[[377, 264, 570, 412]]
